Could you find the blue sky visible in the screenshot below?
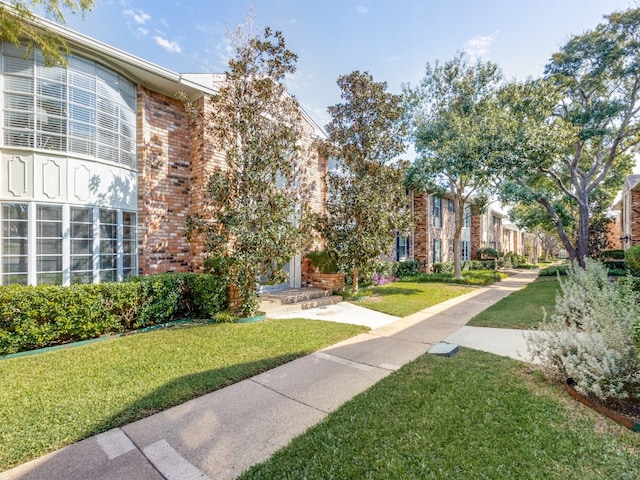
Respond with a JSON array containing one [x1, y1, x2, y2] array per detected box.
[[63, 0, 635, 129]]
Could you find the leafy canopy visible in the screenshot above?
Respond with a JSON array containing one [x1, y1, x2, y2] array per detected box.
[[1, 0, 95, 65], [184, 20, 315, 316], [405, 52, 504, 276], [500, 7, 640, 265], [321, 71, 412, 292]]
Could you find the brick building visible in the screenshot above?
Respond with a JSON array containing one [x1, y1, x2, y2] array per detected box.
[[613, 173, 640, 250], [394, 192, 525, 271], [0, 21, 326, 288]]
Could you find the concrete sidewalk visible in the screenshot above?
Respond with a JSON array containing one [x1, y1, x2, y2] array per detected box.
[[1, 270, 539, 480]]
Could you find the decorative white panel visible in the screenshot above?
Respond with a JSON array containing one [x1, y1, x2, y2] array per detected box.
[[8, 155, 28, 197], [42, 160, 62, 199], [74, 165, 90, 201]]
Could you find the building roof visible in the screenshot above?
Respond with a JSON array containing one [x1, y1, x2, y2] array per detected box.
[[20, 11, 326, 137]]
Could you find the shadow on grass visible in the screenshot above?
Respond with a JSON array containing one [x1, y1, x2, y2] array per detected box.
[[366, 287, 424, 297], [1, 353, 304, 474]]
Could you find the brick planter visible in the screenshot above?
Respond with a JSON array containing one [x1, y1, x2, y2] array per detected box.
[[307, 272, 345, 292]]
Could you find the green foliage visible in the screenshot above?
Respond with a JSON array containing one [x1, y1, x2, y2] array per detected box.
[[405, 52, 505, 277], [321, 71, 412, 293], [0, 1, 95, 66], [305, 250, 339, 274], [601, 249, 625, 260], [403, 270, 506, 286], [476, 247, 500, 259], [0, 274, 227, 355], [538, 265, 570, 276], [624, 245, 640, 272], [528, 260, 640, 400], [183, 23, 314, 316], [500, 8, 640, 266], [392, 260, 421, 277]]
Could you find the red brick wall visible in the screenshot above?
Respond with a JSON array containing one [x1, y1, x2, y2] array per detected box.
[[470, 206, 483, 260], [137, 86, 192, 274], [136, 88, 327, 276]]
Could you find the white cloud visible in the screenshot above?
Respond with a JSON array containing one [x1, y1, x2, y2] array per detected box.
[[154, 36, 182, 54], [123, 9, 151, 25], [356, 6, 368, 14], [464, 31, 498, 61], [138, 27, 148, 36]]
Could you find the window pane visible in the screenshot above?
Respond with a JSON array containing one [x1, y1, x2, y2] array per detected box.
[[72, 239, 92, 254], [37, 239, 62, 254], [71, 207, 92, 223], [99, 209, 117, 224]]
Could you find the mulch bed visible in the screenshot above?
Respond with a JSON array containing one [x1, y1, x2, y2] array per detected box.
[[565, 378, 640, 431]]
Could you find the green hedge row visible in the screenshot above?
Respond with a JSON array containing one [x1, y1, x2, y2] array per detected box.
[[0, 273, 227, 356]]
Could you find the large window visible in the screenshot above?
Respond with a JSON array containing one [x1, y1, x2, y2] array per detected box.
[[433, 196, 442, 228], [70, 207, 94, 284], [99, 209, 117, 282], [0, 202, 137, 286], [2, 43, 136, 168], [36, 204, 63, 284], [396, 235, 411, 261], [432, 238, 441, 264], [1, 203, 28, 285], [462, 240, 470, 261]]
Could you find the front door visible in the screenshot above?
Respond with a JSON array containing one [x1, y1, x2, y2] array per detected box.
[[258, 254, 301, 292]]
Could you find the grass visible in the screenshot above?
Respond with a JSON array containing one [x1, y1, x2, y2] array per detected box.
[[404, 269, 508, 286], [468, 276, 560, 329], [240, 349, 640, 480], [350, 281, 475, 317], [0, 319, 367, 470]]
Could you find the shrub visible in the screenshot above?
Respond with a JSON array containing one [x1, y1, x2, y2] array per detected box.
[[0, 273, 228, 355], [538, 265, 569, 276], [402, 270, 506, 286], [432, 262, 454, 274], [373, 260, 394, 277], [305, 250, 339, 274], [476, 247, 499, 259], [528, 260, 640, 401], [625, 245, 640, 273], [601, 249, 625, 260], [603, 260, 627, 273], [392, 260, 421, 278]]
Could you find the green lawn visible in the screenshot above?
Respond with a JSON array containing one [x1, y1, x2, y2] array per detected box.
[[0, 319, 367, 470], [351, 281, 475, 317], [241, 349, 640, 480], [468, 276, 560, 329]]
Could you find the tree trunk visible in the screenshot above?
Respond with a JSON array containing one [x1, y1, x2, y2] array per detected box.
[[576, 200, 590, 268], [538, 197, 577, 263], [453, 195, 464, 278], [352, 266, 359, 293]]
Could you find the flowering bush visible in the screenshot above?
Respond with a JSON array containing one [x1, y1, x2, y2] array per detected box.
[[372, 273, 398, 286], [528, 259, 640, 400]]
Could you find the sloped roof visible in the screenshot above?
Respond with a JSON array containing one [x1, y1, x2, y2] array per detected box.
[[21, 12, 325, 137]]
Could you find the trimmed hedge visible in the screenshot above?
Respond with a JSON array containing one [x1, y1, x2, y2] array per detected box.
[[0, 273, 227, 355], [432, 260, 494, 274], [393, 260, 422, 278]]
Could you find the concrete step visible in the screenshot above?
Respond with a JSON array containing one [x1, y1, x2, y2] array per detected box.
[[260, 287, 330, 305], [261, 294, 343, 317]]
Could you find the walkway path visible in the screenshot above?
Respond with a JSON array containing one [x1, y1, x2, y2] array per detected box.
[[0, 270, 539, 480]]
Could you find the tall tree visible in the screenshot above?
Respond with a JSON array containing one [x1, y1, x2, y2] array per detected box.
[[500, 8, 640, 267], [321, 71, 412, 293], [405, 52, 504, 278], [184, 21, 314, 316], [1, 0, 95, 65]]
